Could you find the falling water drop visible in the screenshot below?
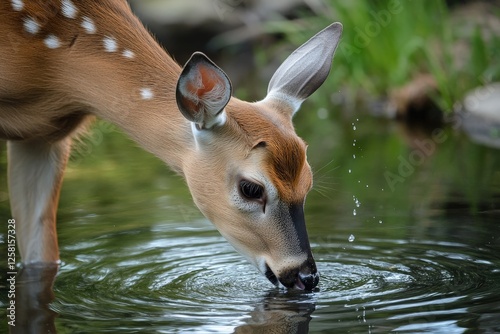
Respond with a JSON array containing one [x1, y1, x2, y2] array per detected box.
[[348, 234, 355, 242], [353, 209, 357, 216]]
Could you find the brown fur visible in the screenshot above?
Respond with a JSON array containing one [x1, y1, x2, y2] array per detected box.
[[0, 0, 188, 264], [226, 100, 312, 203]]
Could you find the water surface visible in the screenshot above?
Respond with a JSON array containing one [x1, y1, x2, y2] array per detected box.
[[1, 114, 499, 333]]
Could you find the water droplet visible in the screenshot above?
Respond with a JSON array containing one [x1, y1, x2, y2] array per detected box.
[[379, 220, 383, 224], [353, 125, 357, 130], [353, 209, 357, 216], [348, 169, 351, 174], [353, 154, 356, 159], [348, 234, 355, 242]]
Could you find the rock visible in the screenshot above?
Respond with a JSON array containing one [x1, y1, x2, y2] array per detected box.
[[458, 83, 500, 149]]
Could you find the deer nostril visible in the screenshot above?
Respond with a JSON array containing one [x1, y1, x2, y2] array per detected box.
[[298, 271, 319, 291]]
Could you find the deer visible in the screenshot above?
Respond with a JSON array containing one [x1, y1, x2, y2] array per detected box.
[[0, 0, 342, 291]]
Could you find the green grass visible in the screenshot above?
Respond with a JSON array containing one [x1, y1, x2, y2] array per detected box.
[[259, 0, 500, 112]]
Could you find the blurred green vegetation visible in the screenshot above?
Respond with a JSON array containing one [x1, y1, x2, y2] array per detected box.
[[258, 0, 500, 112], [1, 0, 499, 251]]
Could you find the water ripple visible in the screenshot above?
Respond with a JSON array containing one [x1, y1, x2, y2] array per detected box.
[[49, 231, 500, 333]]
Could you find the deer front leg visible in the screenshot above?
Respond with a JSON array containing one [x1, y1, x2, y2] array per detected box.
[[7, 138, 71, 264]]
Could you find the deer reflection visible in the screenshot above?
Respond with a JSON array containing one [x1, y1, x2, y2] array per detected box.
[[234, 290, 316, 334], [12, 266, 316, 334], [11, 264, 58, 334]]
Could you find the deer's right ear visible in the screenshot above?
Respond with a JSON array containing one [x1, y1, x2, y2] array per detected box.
[[263, 22, 343, 118], [176, 52, 232, 129]]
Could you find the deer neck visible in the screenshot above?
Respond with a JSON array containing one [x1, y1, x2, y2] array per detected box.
[[70, 58, 194, 174], [49, 4, 195, 173]]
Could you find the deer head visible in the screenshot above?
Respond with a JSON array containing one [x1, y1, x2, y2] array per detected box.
[[176, 23, 343, 290]]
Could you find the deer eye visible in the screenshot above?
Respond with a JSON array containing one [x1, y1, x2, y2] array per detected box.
[[239, 179, 264, 201]]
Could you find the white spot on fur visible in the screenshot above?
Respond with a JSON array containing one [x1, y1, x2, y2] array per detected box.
[[122, 49, 135, 59], [81, 16, 96, 34], [11, 0, 24, 11], [103, 36, 118, 52], [61, 0, 78, 19], [23, 17, 40, 34], [140, 88, 154, 100], [44, 34, 61, 49]]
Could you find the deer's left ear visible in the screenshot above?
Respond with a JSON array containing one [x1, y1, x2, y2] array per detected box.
[[263, 22, 343, 117], [176, 52, 232, 129]]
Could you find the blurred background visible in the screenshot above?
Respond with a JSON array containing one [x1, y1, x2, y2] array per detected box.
[[0, 1, 499, 333], [3, 0, 498, 218]]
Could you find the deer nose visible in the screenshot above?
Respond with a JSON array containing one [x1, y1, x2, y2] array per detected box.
[[269, 258, 319, 291], [297, 271, 320, 290], [294, 258, 319, 290]]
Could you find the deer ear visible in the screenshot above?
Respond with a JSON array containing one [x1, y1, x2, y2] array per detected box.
[[264, 22, 343, 117], [176, 52, 232, 129]]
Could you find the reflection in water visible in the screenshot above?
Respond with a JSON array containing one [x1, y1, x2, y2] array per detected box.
[[3, 214, 500, 333], [234, 291, 315, 334], [12, 261, 317, 334], [12, 264, 58, 334]]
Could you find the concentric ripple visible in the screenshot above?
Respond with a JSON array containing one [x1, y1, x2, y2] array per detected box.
[[309, 238, 500, 332], [43, 225, 500, 333]]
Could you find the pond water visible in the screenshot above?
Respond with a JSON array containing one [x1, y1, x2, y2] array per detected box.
[[1, 111, 499, 333]]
